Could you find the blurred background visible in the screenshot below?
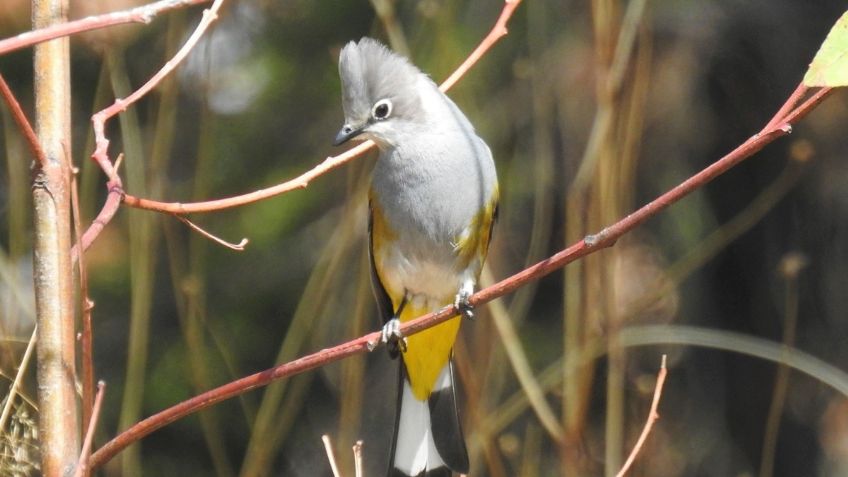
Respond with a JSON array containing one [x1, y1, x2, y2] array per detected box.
[[2, 0, 848, 476]]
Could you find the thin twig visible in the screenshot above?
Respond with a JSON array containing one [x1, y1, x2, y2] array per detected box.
[[440, 0, 523, 91], [0, 0, 212, 56], [71, 187, 123, 261], [763, 83, 808, 132], [0, 73, 47, 167], [76, 0, 225, 256], [322, 435, 342, 477], [174, 215, 248, 251], [71, 164, 96, 432], [614, 355, 668, 477], [73, 381, 107, 477], [0, 326, 37, 432], [90, 0, 225, 182]]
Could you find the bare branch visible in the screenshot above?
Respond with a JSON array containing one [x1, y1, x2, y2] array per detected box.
[[77, 0, 226, 254], [91, 0, 225, 182], [73, 381, 106, 477], [439, 0, 522, 92], [0, 73, 46, 167], [0, 0, 212, 56]]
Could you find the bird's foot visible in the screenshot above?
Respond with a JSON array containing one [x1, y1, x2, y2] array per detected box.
[[381, 318, 407, 358], [455, 285, 475, 321]]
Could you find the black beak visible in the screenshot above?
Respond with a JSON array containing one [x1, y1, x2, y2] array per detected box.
[[333, 123, 364, 146]]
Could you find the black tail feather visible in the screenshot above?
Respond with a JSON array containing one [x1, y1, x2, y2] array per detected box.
[[428, 360, 468, 474]]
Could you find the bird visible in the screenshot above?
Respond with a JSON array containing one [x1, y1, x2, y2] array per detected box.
[[333, 38, 498, 477]]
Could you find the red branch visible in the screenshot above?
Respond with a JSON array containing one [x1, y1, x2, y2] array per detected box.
[[614, 356, 668, 477], [0, 0, 212, 56], [74, 381, 106, 477], [88, 82, 835, 470], [0, 73, 46, 167], [90, 0, 224, 182], [73, 0, 225, 258], [439, 0, 521, 92]]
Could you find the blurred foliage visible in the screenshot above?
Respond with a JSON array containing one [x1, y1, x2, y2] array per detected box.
[[1, 1, 848, 476]]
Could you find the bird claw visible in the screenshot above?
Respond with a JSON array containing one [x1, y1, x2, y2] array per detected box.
[[381, 318, 407, 358], [455, 289, 475, 321]]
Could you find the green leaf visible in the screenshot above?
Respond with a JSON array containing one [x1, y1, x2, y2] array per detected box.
[[804, 10, 848, 87]]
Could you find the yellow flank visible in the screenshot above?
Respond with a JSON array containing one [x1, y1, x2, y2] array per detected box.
[[400, 304, 461, 400], [369, 195, 396, 261], [453, 186, 499, 268]]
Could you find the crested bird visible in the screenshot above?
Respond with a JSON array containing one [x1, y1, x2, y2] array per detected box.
[[334, 38, 498, 477]]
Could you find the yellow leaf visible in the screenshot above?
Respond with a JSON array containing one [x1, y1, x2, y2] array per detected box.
[[804, 11, 848, 87]]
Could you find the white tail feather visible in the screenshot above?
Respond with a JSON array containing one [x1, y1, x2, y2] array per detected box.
[[393, 372, 449, 475]]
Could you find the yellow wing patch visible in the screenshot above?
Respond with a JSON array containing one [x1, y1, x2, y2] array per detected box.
[[369, 193, 403, 305], [453, 186, 499, 269]]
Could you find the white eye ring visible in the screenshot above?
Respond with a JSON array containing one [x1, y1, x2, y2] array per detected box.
[[372, 99, 393, 120]]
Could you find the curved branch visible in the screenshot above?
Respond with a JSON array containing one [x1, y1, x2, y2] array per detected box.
[[88, 81, 836, 470], [75, 0, 225, 255]]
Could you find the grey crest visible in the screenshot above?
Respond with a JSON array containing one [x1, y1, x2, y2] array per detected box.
[[338, 38, 428, 129]]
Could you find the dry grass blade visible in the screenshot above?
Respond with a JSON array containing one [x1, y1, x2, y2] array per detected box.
[[0, 327, 37, 433], [322, 435, 342, 477]]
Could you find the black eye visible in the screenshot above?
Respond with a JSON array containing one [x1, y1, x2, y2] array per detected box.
[[372, 99, 392, 120]]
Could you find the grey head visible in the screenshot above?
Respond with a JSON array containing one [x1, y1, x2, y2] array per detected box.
[[333, 38, 429, 147]]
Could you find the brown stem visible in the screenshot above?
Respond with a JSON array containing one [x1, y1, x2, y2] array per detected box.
[[74, 381, 106, 477], [31, 0, 80, 474], [71, 166, 95, 434]]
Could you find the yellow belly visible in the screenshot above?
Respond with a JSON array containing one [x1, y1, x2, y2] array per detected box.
[[399, 303, 461, 400]]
